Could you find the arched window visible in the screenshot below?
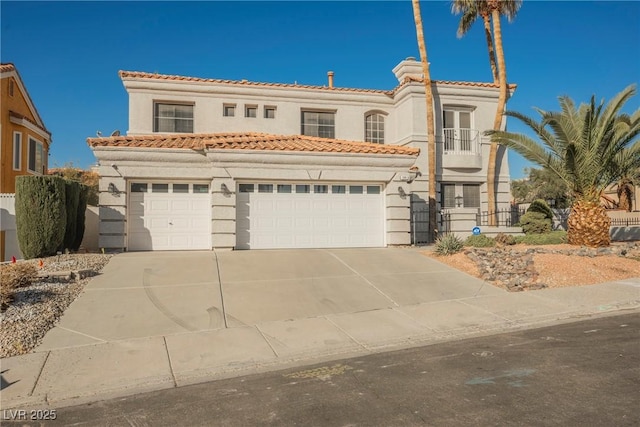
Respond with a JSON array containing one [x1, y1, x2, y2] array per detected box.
[[365, 113, 385, 143]]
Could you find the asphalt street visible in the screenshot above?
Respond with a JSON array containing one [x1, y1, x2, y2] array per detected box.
[[4, 312, 639, 426]]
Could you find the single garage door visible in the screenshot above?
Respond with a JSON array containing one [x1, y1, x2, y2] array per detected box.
[[236, 183, 384, 249], [128, 182, 211, 251]]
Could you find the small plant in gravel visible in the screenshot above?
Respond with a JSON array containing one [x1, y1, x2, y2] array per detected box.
[[434, 233, 464, 255], [0, 262, 38, 310], [495, 233, 517, 246], [515, 231, 568, 245], [465, 234, 496, 248]]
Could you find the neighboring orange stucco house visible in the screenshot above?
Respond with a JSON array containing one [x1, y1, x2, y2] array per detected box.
[[1, 63, 52, 193], [1, 63, 52, 260]]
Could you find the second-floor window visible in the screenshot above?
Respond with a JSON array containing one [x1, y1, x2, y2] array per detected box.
[[28, 137, 44, 174], [365, 113, 385, 143], [13, 132, 22, 170], [301, 110, 335, 138], [154, 103, 194, 133]]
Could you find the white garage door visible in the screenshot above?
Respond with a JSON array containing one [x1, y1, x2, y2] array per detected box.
[[128, 182, 211, 251], [236, 183, 385, 249]]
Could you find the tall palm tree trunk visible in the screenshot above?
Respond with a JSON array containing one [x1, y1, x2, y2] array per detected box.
[[486, 8, 509, 226], [482, 14, 499, 84], [412, 0, 438, 242]]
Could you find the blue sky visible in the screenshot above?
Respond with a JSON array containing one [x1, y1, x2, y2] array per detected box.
[[2, 1, 638, 179]]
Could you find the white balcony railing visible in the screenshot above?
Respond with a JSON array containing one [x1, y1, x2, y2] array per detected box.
[[442, 128, 480, 154]]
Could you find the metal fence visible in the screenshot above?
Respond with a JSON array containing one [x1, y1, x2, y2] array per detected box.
[[610, 216, 640, 226], [410, 204, 451, 245], [476, 208, 525, 227]]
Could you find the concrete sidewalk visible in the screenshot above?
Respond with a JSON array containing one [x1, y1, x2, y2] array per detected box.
[[1, 248, 639, 410]]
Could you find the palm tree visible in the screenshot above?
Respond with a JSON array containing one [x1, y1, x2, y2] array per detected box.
[[487, 85, 640, 247], [451, 0, 498, 84], [412, 0, 438, 242], [485, 0, 521, 226], [611, 147, 640, 211]]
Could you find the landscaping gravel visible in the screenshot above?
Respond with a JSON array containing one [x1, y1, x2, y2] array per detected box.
[[0, 254, 112, 358]]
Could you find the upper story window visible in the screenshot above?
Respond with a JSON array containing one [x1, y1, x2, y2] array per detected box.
[[223, 104, 236, 117], [28, 137, 44, 175], [9, 79, 15, 97], [365, 113, 385, 143], [443, 107, 474, 151], [154, 103, 194, 133], [245, 105, 257, 118], [13, 132, 22, 170], [301, 110, 335, 138], [264, 106, 276, 119]]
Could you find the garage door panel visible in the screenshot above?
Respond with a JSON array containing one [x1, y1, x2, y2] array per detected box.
[[128, 182, 211, 251], [236, 182, 384, 249]]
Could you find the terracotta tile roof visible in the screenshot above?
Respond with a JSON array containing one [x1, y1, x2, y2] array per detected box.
[[87, 132, 420, 156], [119, 70, 394, 96], [0, 63, 16, 73], [9, 111, 51, 137], [119, 70, 513, 95]]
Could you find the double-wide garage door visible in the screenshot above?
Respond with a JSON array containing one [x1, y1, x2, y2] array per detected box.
[[236, 183, 385, 249], [128, 182, 211, 251]]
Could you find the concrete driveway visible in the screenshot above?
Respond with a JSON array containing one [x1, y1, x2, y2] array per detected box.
[[37, 248, 502, 350]]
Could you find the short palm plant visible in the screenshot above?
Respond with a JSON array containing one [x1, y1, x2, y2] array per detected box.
[[488, 85, 640, 247]]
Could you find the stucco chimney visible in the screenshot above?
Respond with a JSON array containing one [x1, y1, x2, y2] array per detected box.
[[327, 71, 334, 88], [392, 57, 424, 83]]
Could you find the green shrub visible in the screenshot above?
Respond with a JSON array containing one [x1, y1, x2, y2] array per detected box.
[[520, 211, 552, 235], [434, 233, 464, 255], [72, 185, 89, 251], [0, 263, 38, 310], [495, 233, 516, 245], [514, 231, 567, 245], [61, 180, 80, 252], [15, 176, 67, 259], [465, 234, 496, 248], [527, 199, 554, 221]]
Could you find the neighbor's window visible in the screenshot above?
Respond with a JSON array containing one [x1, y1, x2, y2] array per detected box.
[[9, 79, 15, 96], [28, 137, 44, 174], [223, 104, 236, 117], [301, 111, 335, 138], [13, 132, 22, 170], [154, 103, 194, 133], [463, 184, 481, 208], [365, 113, 385, 143], [264, 106, 276, 119], [245, 105, 257, 118]]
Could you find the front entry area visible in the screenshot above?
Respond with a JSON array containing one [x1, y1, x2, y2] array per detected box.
[[235, 182, 385, 249], [128, 182, 211, 251]]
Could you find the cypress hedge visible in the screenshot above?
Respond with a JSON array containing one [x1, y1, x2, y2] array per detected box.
[[15, 176, 67, 259], [72, 184, 89, 251], [61, 180, 80, 251]]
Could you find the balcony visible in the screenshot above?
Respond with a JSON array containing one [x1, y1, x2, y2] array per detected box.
[[441, 128, 482, 169]]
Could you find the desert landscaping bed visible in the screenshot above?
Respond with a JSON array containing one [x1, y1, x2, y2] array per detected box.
[[426, 242, 640, 292], [0, 254, 112, 358]]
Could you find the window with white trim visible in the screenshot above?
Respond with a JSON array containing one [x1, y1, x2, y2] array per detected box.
[[365, 113, 385, 143], [301, 110, 335, 138], [443, 107, 474, 151], [13, 132, 22, 170], [28, 137, 44, 174], [154, 103, 194, 133]]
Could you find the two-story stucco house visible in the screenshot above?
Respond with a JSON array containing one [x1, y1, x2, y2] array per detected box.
[[88, 58, 514, 252]]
